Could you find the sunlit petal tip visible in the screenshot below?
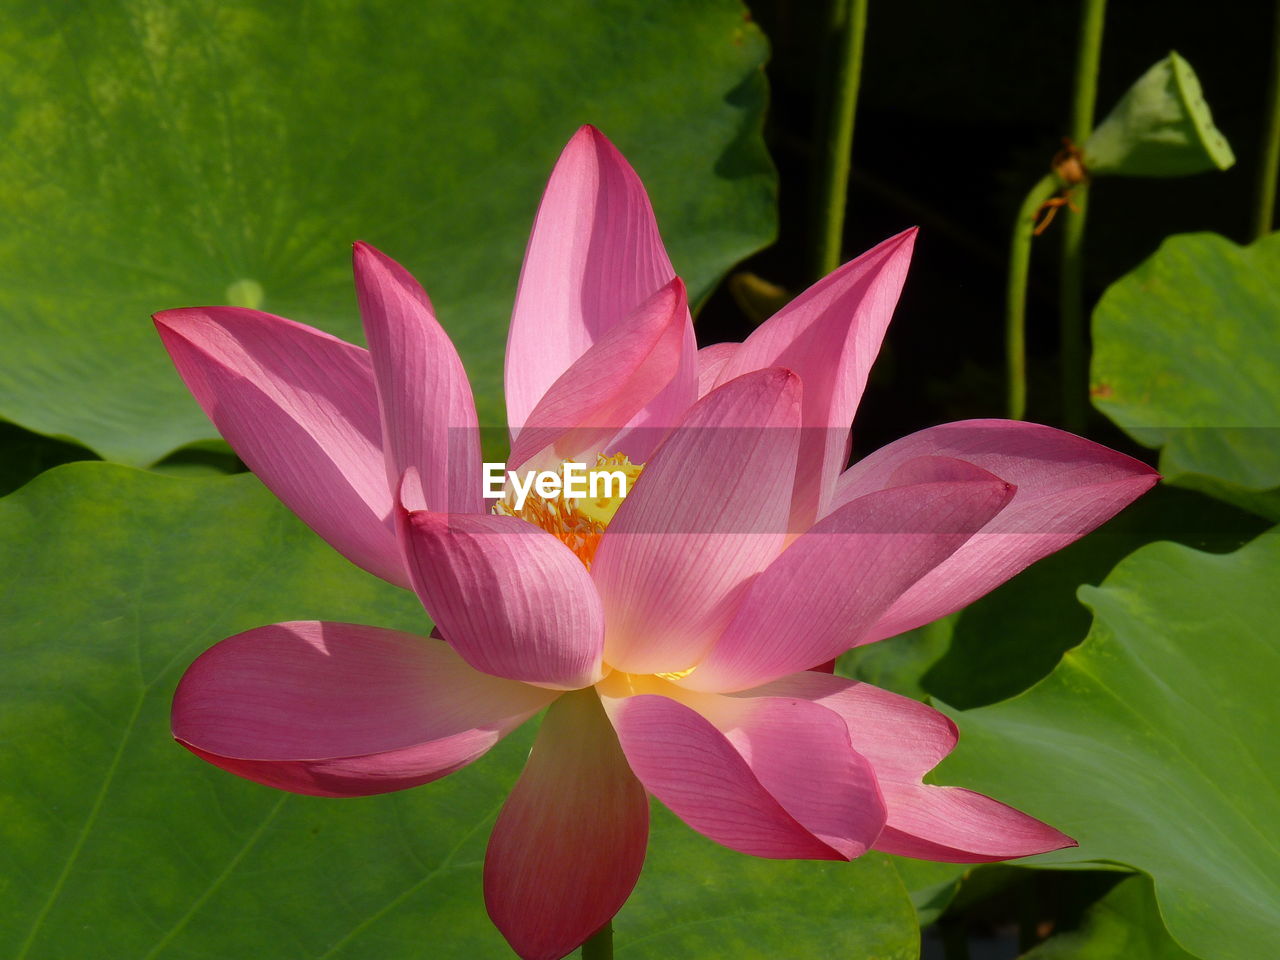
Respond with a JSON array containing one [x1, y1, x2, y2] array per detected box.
[[566, 122, 627, 162], [505, 124, 679, 432], [713, 228, 919, 526], [507, 275, 690, 469], [152, 304, 408, 588], [396, 466, 428, 512], [351, 239, 434, 309], [666, 274, 688, 303], [874, 787, 1079, 862], [352, 242, 482, 516], [152, 308, 186, 331]]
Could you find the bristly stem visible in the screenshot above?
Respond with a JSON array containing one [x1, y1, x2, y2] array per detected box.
[[1059, 0, 1108, 433], [1006, 174, 1061, 421], [580, 921, 613, 959], [1254, 0, 1280, 240], [810, 0, 870, 282]]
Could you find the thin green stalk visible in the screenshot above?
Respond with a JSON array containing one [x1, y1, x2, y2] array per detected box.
[[580, 921, 613, 960], [1006, 174, 1061, 421], [810, 0, 869, 282], [1059, 0, 1107, 433], [1058, 187, 1090, 431], [1254, 0, 1280, 240]]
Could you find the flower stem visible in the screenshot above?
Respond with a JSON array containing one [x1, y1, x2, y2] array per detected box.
[[1059, 0, 1107, 433], [810, 0, 869, 282], [1254, 0, 1280, 240], [580, 921, 613, 959], [1006, 173, 1061, 420]]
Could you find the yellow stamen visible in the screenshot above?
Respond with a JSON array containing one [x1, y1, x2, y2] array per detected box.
[[493, 452, 644, 568], [654, 665, 698, 681], [596, 669, 681, 699], [574, 452, 644, 526]]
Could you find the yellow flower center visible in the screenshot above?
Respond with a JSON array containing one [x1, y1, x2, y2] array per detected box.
[[595, 670, 679, 698], [595, 666, 707, 699], [655, 665, 698, 681], [493, 452, 644, 568]]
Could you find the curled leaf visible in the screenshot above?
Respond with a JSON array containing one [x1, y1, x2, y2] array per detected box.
[[1082, 52, 1234, 177]]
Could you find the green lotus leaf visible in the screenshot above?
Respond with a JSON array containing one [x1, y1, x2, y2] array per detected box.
[[936, 532, 1280, 960], [1092, 231, 1280, 520], [0, 0, 774, 466]]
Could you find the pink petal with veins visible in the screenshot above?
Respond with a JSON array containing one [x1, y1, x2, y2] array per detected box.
[[509, 278, 689, 470], [505, 125, 695, 446], [397, 492, 604, 689], [743, 672, 1075, 861], [594, 368, 802, 675], [485, 690, 648, 960], [154, 307, 406, 587], [684, 459, 1015, 692], [604, 690, 883, 860], [714, 229, 917, 527], [172, 621, 554, 797], [696, 342, 739, 398], [834, 419, 1159, 641], [353, 242, 482, 515]]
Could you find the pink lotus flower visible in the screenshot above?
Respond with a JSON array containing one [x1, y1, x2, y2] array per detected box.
[[156, 127, 1157, 960]]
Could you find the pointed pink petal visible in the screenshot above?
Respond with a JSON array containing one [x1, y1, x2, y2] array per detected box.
[[397, 502, 604, 689], [171, 621, 555, 797], [604, 690, 883, 860], [353, 243, 482, 514], [485, 690, 648, 960], [610, 323, 699, 465], [593, 369, 802, 675], [872, 786, 1075, 862], [703, 690, 886, 858], [713, 229, 917, 527], [154, 307, 406, 587], [508, 278, 689, 469], [833, 419, 1159, 641], [683, 461, 1015, 692], [506, 126, 691, 433], [742, 672, 957, 780], [743, 672, 1075, 861], [696, 342, 739, 398]]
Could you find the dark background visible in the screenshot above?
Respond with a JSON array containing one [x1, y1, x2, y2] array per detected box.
[[699, 0, 1268, 461]]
